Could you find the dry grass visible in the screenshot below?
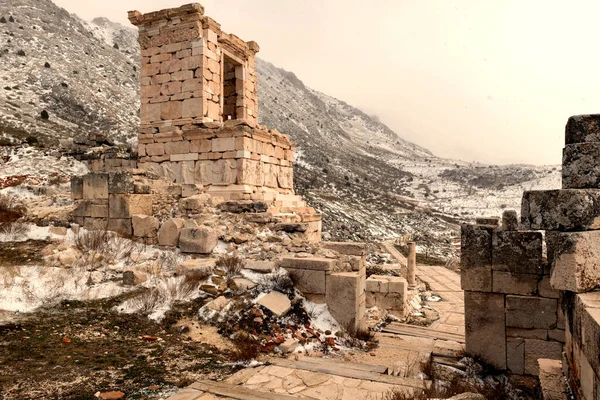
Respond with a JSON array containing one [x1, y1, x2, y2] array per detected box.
[[338, 321, 377, 349], [0, 194, 26, 226], [383, 388, 427, 400], [258, 267, 294, 294], [216, 254, 244, 277]]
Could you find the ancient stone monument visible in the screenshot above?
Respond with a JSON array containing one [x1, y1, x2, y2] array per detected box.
[[462, 114, 600, 398]]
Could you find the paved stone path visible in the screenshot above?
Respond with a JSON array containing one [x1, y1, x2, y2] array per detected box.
[[167, 244, 466, 399]]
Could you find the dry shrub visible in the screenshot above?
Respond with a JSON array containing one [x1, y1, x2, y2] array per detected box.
[[74, 229, 112, 255], [229, 335, 260, 362], [258, 267, 294, 294], [216, 254, 244, 277], [0, 222, 29, 239], [129, 288, 162, 315]]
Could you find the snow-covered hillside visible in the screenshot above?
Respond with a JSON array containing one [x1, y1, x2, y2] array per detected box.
[[0, 0, 562, 257]]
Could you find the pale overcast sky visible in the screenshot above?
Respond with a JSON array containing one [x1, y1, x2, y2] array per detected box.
[[52, 0, 600, 165]]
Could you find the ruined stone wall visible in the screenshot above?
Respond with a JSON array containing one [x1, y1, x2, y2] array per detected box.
[[461, 213, 564, 376]]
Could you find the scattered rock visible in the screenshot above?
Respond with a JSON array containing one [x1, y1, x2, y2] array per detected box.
[[49, 226, 67, 236], [448, 394, 486, 400], [245, 260, 274, 273], [179, 227, 218, 254], [123, 269, 148, 286], [157, 218, 185, 246], [205, 296, 231, 311], [176, 258, 215, 276], [96, 392, 125, 400], [278, 338, 299, 354], [232, 277, 256, 290], [58, 248, 80, 266]]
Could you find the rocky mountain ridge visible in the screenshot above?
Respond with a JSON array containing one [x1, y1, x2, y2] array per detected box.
[[0, 0, 561, 257]]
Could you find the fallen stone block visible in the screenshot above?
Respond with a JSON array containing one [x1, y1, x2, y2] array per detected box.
[[179, 194, 211, 213], [244, 260, 274, 273], [538, 359, 567, 400], [49, 226, 68, 236], [279, 257, 336, 271], [460, 224, 492, 292], [231, 278, 256, 291], [493, 231, 543, 275], [257, 291, 291, 316], [278, 338, 299, 354], [547, 230, 600, 293], [179, 227, 217, 254], [132, 215, 160, 238], [123, 269, 148, 286], [157, 218, 185, 246], [506, 295, 557, 330], [205, 296, 230, 312], [181, 183, 203, 198], [107, 218, 132, 238], [565, 113, 600, 144], [521, 189, 600, 231], [176, 258, 215, 276], [464, 291, 506, 369], [218, 200, 268, 213]]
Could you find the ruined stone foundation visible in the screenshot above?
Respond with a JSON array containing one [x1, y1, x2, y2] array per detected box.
[[462, 114, 600, 398]]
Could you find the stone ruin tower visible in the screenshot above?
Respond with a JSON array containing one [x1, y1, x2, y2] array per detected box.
[[462, 114, 600, 398], [71, 3, 321, 243]]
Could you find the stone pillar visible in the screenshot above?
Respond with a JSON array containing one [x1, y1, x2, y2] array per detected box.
[[407, 241, 416, 286]]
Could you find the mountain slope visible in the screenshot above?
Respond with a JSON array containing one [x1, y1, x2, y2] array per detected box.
[[0, 0, 562, 257]]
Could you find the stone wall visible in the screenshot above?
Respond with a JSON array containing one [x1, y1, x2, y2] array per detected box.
[[461, 213, 564, 375]]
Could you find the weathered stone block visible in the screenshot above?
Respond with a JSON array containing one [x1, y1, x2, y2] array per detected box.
[[123, 269, 148, 286], [109, 194, 153, 218], [71, 176, 83, 199], [521, 189, 600, 231], [179, 226, 217, 254], [506, 295, 557, 330], [507, 337, 525, 375], [257, 291, 291, 316], [460, 224, 492, 292], [132, 215, 160, 238], [524, 339, 563, 375], [108, 171, 134, 194], [547, 230, 600, 293], [326, 272, 363, 331], [108, 218, 132, 237], [285, 268, 326, 294], [492, 271, 538, 295], [493, 231, 543, 275], [366, 276, 389, 293], [83, 173, 108, 200], [176, 258, 215, 276], [563, 142, 600, 189], [279, 257, 336, 271], [538, 277, 560, 299], [157, 218, 185, 246], [179, 193, 211, 213], [565, 114, 600, 144], [464, 291, 506, 370], [501, 210, 519, 231], [321, 242, 367, 256], [83, 217, 108, 232]]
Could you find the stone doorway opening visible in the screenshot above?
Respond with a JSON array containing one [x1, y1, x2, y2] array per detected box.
[[222, 54, 243, 121]]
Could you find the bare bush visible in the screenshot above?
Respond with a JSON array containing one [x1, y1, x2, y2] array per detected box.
[[0, 194, 26, 225], [216, 254, 244, 277], [257, 267, 294, 294], [229, 335, 260, 362], [0, 222, 29, 241], [338, 322, 377, 349]]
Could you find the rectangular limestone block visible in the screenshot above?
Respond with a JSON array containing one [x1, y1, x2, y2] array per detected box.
[[285, 268, 326, 295], [492, 271, 538, 295], [109, 194, 153, 218], [108, 171, 134, 194], [321, 242, 367, 256], [493, 231, 543, 275], [366, 276, 389, 293], [71, 176, 83, 199], [574, 292, 600, 377], [524, 339, 563, 375], [506, 295, 557, 330], [108, 218, 132, 238], [83, 173, 108, 200], [507, 337, 525, 375], [565, 114, 600, 144], [562, 143, 600, 189], [464, 291, 507, 370], [521, 189, 600, 231], [326, 272, 363, 331], [279, 257, 336, 271], [460, 224, 493, 291], [83, 217, 108, 231], [547, 230, 600, 293]]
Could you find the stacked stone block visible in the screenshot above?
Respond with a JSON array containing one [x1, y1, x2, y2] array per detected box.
[[366, 275, 408, 316], [71, 172, 153, 238], [462, 212, 563, 375], [529, 114, 600, 399]]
